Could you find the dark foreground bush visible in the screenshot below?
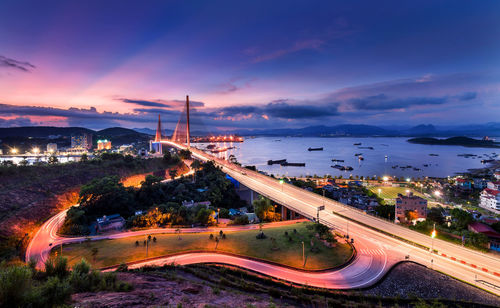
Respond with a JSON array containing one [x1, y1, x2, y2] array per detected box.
[[0, 257, 132, 307]]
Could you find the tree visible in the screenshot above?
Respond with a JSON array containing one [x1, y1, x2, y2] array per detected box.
[[48, 155, 59, 164], [80, 153, 88, 162], [195, 208, 216, 226], [78, 176, 135, 217], [405, 210, 419, 224], [427, 207, 444, 225], [190, 160, 202, 171], [253, 197, 280, 222], [163, 151, 172, 163], [168, 168, 178, 179], [178, 149, 192, 160], [450, 208, 473, 230]]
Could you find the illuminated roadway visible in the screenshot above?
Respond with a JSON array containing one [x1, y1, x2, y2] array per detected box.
[[25, 141, 500, 293], [165, 141, 500, 295]]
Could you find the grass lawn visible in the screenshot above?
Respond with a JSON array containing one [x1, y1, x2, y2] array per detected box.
[[369, 186, 426, 204], [54, 222, 353, 270]]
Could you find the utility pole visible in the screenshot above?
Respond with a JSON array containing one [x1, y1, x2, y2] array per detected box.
[[301, 241, 305, 266]]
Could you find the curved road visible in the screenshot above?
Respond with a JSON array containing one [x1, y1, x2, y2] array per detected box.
[[26, 208, 400, 289]]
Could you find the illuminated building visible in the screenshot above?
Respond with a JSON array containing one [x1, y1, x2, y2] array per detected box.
[[71, 133, 93, 150], [395, 192, 427, 224], [97, 139, 112, 150], [47, 143, 57, 153]]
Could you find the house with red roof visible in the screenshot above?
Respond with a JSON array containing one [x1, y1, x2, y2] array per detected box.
[[479, 188, 500, 212], [468, 222, 500, 251]]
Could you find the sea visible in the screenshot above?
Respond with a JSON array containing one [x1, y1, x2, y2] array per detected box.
[[197, 136, 499, 179]]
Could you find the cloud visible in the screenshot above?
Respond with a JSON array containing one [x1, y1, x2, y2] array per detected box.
[[0, 55, 35, 72], [252, 39, 325, 63], [456, 92, 477, 101], [214, 100, 338, 120], [347, 94, 447, 111], [0, 116, 33, 127], [117, 97, 205, 109]]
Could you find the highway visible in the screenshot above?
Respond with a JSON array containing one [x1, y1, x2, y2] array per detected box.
[[164, 141, 500, 295]]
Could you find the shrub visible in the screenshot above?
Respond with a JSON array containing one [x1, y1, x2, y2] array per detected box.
[[0, 265, 32, 306], [39, 276, 71, 307]]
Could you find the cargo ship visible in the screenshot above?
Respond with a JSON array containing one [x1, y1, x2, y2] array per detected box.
[[280, 162, 306, 167], [267, 159, 287, 165], [308, 147, 323, 151]]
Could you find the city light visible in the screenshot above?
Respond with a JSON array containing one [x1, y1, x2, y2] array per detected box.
[[32, 147, 39, 154], [378, 188, 381, 195], [434, 191, 441, 197], [382, 176, 388, 182], [431, 230, 437, 238], [406, 178, 411, 182], [11, 148, 17, 154]]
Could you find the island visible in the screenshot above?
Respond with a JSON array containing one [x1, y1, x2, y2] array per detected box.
[[407, 136, 500, 148]]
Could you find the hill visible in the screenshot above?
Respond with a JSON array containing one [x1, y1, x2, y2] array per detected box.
[[407, 136, 500, 148]]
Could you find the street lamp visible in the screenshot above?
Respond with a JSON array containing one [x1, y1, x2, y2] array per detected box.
[[279, 179, 284, 192], [383, 176, 388, 182], [406, 178, 411, 182], [32, 147, 39, 155], [431, 223, 436, 253], [11, 148, 17, 154], [378, 188, 381, 196], [217, 208, 220, 224], [434, 191, 441, 198]]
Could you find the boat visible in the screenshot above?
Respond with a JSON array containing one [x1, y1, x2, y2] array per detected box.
[[342, 166, 354, 171], [481, 159, 494, 164], [429, 154, 439, 156], [353, 143, 361, 145], [308, 147, 323, 151], [331, 159, 345, 162], [358, 156, 364, 161], [267, 159, 287, 165], [210, 147, 228, 153], [354, 153, 362, 156], [413, 168, 421, 171], [423, 164, 429, 167], [206, 144, 216, 149], [331, 164, 343, 169], [280, 162, 306, 167], [359, 146, 374, 150]]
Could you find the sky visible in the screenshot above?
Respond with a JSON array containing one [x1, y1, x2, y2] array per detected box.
[[0, 0, 499, 131]]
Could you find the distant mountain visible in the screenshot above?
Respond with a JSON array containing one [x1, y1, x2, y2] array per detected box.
[[97, 127, 143, 137], [403, 124, 437, 136], [233, 124, 391, 136], [133, 127, 173, 136], [407, 136, 500, 148]]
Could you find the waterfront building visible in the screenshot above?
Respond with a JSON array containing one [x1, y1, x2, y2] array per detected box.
[[395, 192, 427, 224], [97, 139, 112, 150], [479, 188, 500, 211], [46, 143, 57, 153]]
